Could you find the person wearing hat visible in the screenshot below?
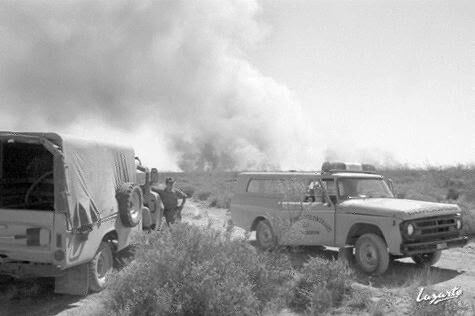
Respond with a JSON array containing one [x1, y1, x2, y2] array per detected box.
[[153, 177, 187, 225]]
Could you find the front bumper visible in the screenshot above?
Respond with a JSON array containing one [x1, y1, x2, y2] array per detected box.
[[401, 236, 468, 255]]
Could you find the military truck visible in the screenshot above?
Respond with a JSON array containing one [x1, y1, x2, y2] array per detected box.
[[230, 162, 468, 274], [0, 132, 162, 295]]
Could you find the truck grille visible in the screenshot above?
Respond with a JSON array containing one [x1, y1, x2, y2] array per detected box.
[[408, 215, 459, 242]]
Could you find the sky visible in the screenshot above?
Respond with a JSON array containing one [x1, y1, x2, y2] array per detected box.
[[250, 0, 474, 166], [0, 0, 473, 170]]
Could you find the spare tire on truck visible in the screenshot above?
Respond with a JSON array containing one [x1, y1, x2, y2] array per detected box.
[[116, 182, 143, 227]]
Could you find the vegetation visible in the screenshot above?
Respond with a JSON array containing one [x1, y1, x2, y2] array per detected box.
[[104, 223, 382, 316]]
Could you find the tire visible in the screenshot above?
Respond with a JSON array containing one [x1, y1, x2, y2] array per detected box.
[[88, 242, 113, 292], [355, 233, 389, 275], [116, 183, 143, 227], [411, 251, 441, 266], [256, 219, 277, 250]]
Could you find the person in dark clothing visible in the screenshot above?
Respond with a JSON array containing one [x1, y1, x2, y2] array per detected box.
[[153, 177, 187, 225]]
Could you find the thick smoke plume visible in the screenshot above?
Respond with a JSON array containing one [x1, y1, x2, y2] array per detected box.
[[0, 0, 316, 171]]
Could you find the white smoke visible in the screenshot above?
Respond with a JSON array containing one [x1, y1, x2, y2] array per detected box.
[[323, 146, 401, 168], [0, 0, 319, 171], [0, 0, 401, 171]]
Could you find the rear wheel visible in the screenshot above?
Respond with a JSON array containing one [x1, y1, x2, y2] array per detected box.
[[256, 219, 277, 250], [88, 242, 113, 292], [411, 251, 441, 266], [355, 233, 389, 275]]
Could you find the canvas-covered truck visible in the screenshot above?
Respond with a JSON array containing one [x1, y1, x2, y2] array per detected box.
[[0, 131, 160, 295], [230, 162, 468, 275]]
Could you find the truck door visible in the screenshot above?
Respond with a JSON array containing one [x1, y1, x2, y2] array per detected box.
[[280, 177, 306, 245], [299, 179, 335, 246], [280, 177, 333, 246]]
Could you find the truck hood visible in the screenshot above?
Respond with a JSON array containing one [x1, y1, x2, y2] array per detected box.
[[339, 198, 460, 220]]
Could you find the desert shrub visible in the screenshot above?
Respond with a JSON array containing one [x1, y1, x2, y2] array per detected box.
[[208, 196, 231, 209], [370, 299, 387, 316], [446, 188, 460, 200], [288, 257, 355, 313], [345, 288, 372, 311], [196, 191, 211, 201], [208, 197, 218, 208], [461, 190, 475, 207], [180, 185, 195, 197], [104, 223, 295, 316]]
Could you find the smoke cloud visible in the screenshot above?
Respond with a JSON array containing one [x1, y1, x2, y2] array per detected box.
[[0, 0, 400, 171], [0, 0, 318, 171]]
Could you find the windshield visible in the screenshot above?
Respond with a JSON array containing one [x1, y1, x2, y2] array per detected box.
[[337, 178, 393, 200]]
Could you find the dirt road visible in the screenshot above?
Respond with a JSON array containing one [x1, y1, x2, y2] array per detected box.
[[1, 202, 474, 315]]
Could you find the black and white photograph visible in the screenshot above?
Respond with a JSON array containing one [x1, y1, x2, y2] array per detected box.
[[0, 0, 474, 315]]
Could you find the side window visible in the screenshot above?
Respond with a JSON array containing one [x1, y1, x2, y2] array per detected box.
[[247, 179, 285, 194], [322, 179, 337, 204], [283, 178, 308, 202], [305, 180, 325, 203], [247, 179, 262, 193], [268, 179, 285, 194]]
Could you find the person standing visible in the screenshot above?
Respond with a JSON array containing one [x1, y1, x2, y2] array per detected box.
[[152, 177, 187, 226]]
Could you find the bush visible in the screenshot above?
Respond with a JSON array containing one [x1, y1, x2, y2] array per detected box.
[[288, 257, 355, 313], [180, 185, 195, 198], [104, 224, 364, 315], [104, 223, 295, 316], [196, 191, 211, 201]]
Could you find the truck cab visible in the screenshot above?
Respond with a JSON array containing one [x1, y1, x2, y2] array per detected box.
[[230, 162, 468, 274]]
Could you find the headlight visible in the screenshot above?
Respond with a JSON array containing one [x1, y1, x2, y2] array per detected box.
[[456, 219, 462, 230], [407, 223, 415, 236]]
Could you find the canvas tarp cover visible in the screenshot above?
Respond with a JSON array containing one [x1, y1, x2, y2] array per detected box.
[[61, 136, 136, 230]]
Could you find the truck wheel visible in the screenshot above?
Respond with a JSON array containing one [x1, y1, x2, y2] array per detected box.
[[355, 233, 389, 275], [116, 183, 143, 227], [411, 251, 441, 266], [88, 242, 113, 292], [256, 219, 277, 250]]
